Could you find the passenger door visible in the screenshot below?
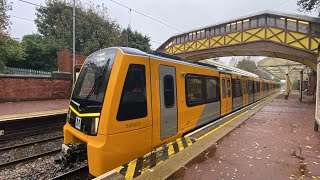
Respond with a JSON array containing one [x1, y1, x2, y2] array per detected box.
[[159, 65, 178, 140], [226, 75, 232, 114], [220, 74, 232, 116], [220, 74, 227, 116]]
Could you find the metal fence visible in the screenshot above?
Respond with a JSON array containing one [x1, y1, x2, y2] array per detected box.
[[0, 66, 52, 76]]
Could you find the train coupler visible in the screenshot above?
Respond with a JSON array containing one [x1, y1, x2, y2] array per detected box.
[[54, 143, 87, 168]]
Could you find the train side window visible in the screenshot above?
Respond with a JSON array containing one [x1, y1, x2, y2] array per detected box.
[[248, 80, 253, 94], [257, 83, 261, 93], [222, 79, 226, 98], [186, 76, 203, 106], [163, 75, 175, 108], [206, 77, 219, 102], [117, 64, 147, 121], [232, 79, 242, 97]]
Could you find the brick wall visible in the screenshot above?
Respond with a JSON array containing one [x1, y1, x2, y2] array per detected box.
[[0, 73, 71, 102], [57, 49, 87, 73]]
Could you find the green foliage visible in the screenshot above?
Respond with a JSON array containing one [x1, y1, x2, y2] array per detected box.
[[235, 57, 273, 80], [236, 58, 257, 73], [292, 79, 300, 90], [35, 0, 121, 56], [121, 27, 151, 52], [297, 0, 320, 14], [0, 0, 11, 33], [35, 0, 151, 56], [6, 34, 57, 71], [0, 32, 25, 71]]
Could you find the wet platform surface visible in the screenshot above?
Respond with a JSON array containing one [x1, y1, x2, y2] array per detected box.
[[0, 99, 69, 116], [169, 92, 320, 180]]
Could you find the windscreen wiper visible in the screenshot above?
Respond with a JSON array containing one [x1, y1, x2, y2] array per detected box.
[[84, 59, 110, 101]]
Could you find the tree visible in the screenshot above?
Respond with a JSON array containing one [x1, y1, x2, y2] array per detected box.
[[0, 0, 22, 71], [292, 79, 300, 90], [0, 32, 25, 71], [35, 0, 123, 56], [235, 57, 273, 80], [121, 27, 151, 52], [297, 0, 320, 15], [236, 59, 257, 73], [0, 0, 11, 33], [6, 34, 57, 71], [229, 57, 240, 67]]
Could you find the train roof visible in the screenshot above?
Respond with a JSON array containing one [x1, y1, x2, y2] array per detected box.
[[113, 47, 260, 78]]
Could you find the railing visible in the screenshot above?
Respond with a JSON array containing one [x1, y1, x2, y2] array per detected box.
[[0, 66, 52, 76]]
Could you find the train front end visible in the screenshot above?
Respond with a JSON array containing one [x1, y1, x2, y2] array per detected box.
[[56, 48, 118, 175]]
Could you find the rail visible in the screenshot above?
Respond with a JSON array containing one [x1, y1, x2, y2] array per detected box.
[[0, 113, 66, 142]]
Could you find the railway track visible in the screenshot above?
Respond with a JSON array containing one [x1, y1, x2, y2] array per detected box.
[[0, 148, 61, 169], [0, 134, 63, 169], [0, 113, 66, 142], [0, 135, 63, 152]]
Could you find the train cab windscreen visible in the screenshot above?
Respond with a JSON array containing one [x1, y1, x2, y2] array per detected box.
[[71, 49, 117, 106], [68, 48, 117, 135]]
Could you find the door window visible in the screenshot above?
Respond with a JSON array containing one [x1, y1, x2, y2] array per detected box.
[[222, 79, 226, 98], [227, 79, 231, 97], [163, 75, 175, 108], [117, 64, 147, 121]]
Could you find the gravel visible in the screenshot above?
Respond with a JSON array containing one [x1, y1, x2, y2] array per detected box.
[[0, 131, 63, 148], [0, 139, 63, 165], [0, 134, 91, 180], [0, 154, 90, 179]]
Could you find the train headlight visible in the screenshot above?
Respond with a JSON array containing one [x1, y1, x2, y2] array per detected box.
[[91, 117, 100, 135]]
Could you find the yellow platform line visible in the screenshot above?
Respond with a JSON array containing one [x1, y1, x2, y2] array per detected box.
[[112, 95, 276, 179], [0, 109, 67, 120], [196, 95, 273, 141]]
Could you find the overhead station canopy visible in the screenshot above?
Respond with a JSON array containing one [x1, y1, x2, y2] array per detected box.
[[258, 57, 310, 80], [199, 59, 259, 78]]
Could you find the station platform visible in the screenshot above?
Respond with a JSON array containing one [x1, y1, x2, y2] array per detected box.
[[124, 91, 320, 180], [0, 99, 69, 120], [165, 92, 320, 180]]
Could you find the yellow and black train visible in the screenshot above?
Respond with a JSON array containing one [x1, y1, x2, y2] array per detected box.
[[60, 47, 280, 176]]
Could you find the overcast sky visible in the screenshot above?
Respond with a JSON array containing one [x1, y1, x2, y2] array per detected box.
[[8, 0, 318, 52]]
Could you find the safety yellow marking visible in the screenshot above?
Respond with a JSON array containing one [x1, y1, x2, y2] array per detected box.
[[69, 105, 100, 117], [197, 110, 249, 141], [176, 138, 184, 151], [186, 138, 193, 146], [112, 94, 277, 179], [125, 160, 137, 179], [114, 166, 122, 172], [141, 158, 149, 174], [168, 144, 175, 157], [197, 95, 274, 141], [0, 109, 67, 120]]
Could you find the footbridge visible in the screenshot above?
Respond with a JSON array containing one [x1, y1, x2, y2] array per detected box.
[[157, 10, 320, 71]]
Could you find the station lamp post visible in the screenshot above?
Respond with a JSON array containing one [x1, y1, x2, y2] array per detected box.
[[72, 0, 76, 86]]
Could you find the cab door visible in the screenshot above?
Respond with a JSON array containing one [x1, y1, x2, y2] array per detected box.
[[226, 75, 232, 114]]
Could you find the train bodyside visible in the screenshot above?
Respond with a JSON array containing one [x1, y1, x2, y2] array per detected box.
[[63, 47, 280, 177]]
